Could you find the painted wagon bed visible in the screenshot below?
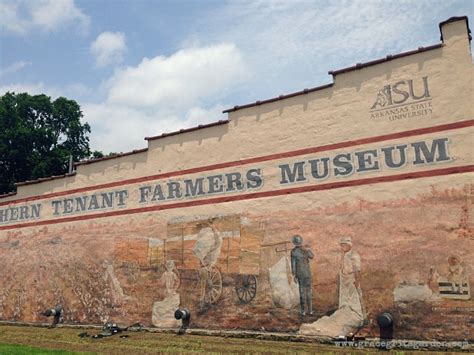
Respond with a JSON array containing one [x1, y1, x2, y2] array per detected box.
[[148, 215, 265, 305]]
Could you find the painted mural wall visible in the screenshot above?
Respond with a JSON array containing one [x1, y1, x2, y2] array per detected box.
[[0, 17, 472, 341]]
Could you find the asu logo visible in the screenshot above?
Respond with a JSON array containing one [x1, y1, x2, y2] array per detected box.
[[371, 76, 430, 110]]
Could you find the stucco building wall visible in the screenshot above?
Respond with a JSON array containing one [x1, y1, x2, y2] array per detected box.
[[0, 17, 472, 341]]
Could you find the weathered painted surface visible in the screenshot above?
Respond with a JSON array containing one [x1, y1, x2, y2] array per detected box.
[[0, 18, 472, 341]]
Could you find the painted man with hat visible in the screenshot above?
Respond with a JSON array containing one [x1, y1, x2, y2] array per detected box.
[[290, 235, 314, 316], [339, 236, 367, 323]]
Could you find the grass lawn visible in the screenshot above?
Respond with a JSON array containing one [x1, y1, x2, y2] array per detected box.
[[0, 342, 92, 354], [0, 325, 458, 354]]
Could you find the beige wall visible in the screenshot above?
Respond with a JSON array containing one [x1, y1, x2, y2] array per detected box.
[[0, 18, 472, 342]]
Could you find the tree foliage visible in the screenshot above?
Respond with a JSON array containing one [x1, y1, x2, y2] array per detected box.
[[0, 92, 92, 194]]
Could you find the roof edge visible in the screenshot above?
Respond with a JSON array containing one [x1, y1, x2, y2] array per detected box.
[[0, 191, 18, 200], [144, 119, 229, 141], [6, 120, 229, 190], [223, 84, 333, 113], [222, 42, 442, 113], [223, 15, 473, 114], [5, 148, 150, 191], [74, 148, 149, 167], [328, 43, 443, 76], [14, 172, 77, 188]]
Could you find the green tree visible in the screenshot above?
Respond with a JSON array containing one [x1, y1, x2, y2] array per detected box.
[[0, 92, 92, 194]]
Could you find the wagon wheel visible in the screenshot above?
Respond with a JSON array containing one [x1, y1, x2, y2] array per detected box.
[[206, 267, 223, 304], [235, 274, 257, 303]]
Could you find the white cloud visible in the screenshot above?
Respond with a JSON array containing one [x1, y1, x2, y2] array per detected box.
[[196, 0, 461, 96], [0, 1, 29, 35], [73, 43, 244, 152], [0, 0, 90, 35], [82, 102, 226, 153], [0, 42, 242, 153], [90, 31, 127, 67], [75, 43, 245, 152], [0, 61, 31, 78], [29, 0, 89, 32], [185, 104, 226, 126], [107, 43, 247, 109], [85, 0, 462, 154]]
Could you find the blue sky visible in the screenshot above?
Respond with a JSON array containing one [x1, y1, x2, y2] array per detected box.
[[1, 0, 472, 153]]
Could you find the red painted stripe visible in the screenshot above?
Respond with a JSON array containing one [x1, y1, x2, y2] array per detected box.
[[1, 118, 473, 207], [1, 165, 473, 231]]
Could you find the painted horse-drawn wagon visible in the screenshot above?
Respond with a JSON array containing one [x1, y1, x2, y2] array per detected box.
[[148, 215, 266, 307]]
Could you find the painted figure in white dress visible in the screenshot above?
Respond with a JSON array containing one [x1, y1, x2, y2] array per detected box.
[[339, 236, 367, 323]]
